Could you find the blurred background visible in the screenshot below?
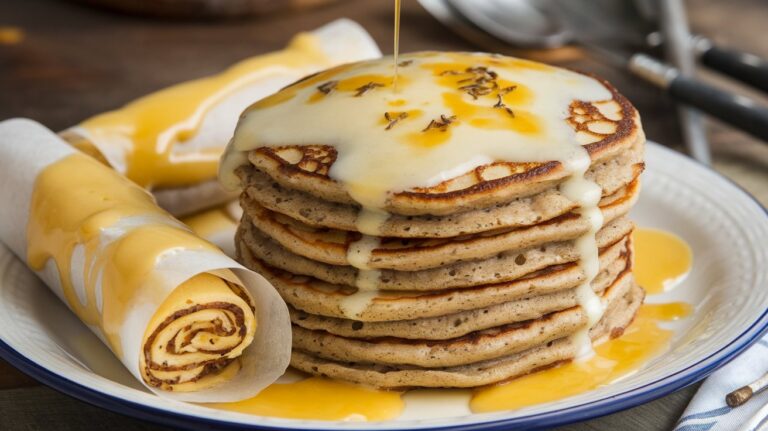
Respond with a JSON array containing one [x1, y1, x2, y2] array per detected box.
[[0, 0, 767, 429]]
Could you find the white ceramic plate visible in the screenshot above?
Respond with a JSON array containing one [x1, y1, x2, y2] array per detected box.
[[1, 142, 767, 431]]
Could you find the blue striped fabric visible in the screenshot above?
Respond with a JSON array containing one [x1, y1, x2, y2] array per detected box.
[[678, 406, 732, 424], [676, 335, 768, 431], [675, 423, 716, 431], [752, 414, 768, 431]]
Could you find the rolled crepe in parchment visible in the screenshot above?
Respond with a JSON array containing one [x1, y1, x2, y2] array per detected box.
[[0, 118, 291, 402], [60, 18, 381, 216]]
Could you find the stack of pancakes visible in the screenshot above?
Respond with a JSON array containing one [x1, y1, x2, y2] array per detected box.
[[231, 54, 646, 389]]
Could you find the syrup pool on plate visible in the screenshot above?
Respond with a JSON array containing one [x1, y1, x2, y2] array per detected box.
[[207, 377, 404, 421], [633, 227, 693, 294]]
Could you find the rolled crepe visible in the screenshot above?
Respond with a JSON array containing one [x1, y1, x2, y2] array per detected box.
[[60, 19, 381, 216], [0, 119, 291, 402]]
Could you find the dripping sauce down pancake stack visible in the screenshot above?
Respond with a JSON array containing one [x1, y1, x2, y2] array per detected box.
[[220, 51, 646, 388]]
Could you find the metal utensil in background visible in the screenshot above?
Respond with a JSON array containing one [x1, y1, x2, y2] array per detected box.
[[418, 0, 525, 55], [443, 0, 768, 94], [657, 0, 710, 164], [447, 0, 709, 162], [636, 0, 768, 94], [443, 0, 572, 49], [419, 0, 768, 148]]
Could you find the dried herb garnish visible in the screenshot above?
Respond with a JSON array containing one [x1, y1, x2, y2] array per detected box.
[[440, 66, 503, 100], [493, 95, 516, 117], [398, 60, 414, 67], [317, 80, 338, 95], [439, 65, 520, 116], [493, 95, 504, 108], [384, 112, 409, 130], [499, 85, 517, 95], [423, 114, 457, 132], [459, 83, 493, 100], [354, 81, 385, 97], [436, 65, 521, 119], [439, 70, 463, 76]]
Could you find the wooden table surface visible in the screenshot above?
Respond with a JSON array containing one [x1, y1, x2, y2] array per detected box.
[[1, 0, 766, 429]]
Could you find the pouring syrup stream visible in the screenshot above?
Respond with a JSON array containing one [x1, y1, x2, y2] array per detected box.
[[393, 0, 402, 92]]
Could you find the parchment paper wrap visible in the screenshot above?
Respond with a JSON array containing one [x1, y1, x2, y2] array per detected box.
[[0, 118, 291, 402]]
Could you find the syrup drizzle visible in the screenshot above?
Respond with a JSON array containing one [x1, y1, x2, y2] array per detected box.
[[393, 0, 402, 92]]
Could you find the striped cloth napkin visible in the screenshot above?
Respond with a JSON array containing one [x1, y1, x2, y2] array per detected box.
[[674, 337, 768, 431]]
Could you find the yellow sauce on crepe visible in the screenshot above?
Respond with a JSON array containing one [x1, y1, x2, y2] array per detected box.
[[26, 152, 256, 391]]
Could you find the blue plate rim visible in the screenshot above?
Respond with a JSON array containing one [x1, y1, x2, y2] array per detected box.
[[1, 142, 767, 431]]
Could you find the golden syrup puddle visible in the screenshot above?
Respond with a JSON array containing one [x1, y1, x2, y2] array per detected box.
[[632, 227, 693, 294], [208, 377, 404, 421], [208, 227, 693, 420], [73, 33, 330, 189]]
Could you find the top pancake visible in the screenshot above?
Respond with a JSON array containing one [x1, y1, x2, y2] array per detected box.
[[221, 52, 642, 216], [238, 136, 643, 238]]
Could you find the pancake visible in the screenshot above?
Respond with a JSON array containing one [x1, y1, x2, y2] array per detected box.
[[242, 179, 638, 270], [222, 51, 647, 389], [237, 136, 644, 238], [287, 247, 629, 339], [238, 215, 633, 291], [239, 236, 629, 322], [289, 282, 645, 389], [291, 268, 635, 368]]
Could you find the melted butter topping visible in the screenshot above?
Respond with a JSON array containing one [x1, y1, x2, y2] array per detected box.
[[633, 228, 693, 294], [341, 209, 387, 318], [223, 51, 613, 209], [563, 175, 606, 358], [26, 153, 219, 356], [76, 33, 330, 189], [470, 302, 692, 412], [208, 377, 404, 421]]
